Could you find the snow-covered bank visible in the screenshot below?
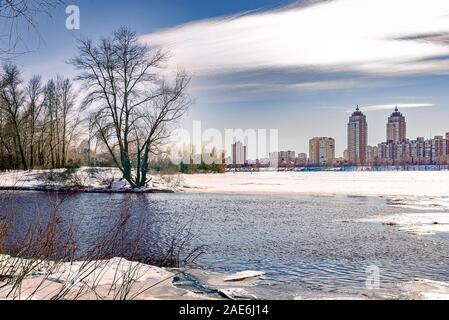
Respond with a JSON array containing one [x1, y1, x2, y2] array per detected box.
[[0, 168, 181, 193], [182, 171, 449, 197], [2, 255, 449, 300], [0, 254, 269, 300], [0, 255, 203, 300]]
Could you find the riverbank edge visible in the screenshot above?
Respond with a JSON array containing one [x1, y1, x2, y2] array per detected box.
[[0, 185, 175, 194]]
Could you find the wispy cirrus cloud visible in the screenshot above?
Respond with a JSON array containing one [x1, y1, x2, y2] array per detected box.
[[141, 0, 449, 78], [192, 78, 389, 94], [354, 103, 435, 113]]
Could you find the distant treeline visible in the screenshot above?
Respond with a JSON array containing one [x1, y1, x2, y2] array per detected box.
[[146, 158, 226, 174], [179, 161, 226, 174]]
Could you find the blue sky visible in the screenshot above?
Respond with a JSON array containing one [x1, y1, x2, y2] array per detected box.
[[10, 0, 449, 157]]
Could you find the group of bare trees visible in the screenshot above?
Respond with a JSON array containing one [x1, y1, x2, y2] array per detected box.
[[0, 65, 80, 170]]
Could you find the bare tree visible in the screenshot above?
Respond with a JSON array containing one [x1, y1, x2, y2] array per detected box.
[[70, 27, 191, 188], [57, 77, 78, 167], [25, 74, 43, 169], [42, 79, 57, 167], [0, 64, 28, 169]]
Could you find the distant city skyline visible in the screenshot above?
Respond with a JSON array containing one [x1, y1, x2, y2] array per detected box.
[[227, 105, 448, 168]]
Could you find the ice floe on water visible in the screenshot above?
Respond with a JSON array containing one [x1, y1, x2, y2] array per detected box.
[[178, 269, 270, 300], [385, 196, 449, 211], [223, 271, 266, 282], [293, 279, 449, 300], [361, 212, 449, 236], [360, 196, 449, 236]]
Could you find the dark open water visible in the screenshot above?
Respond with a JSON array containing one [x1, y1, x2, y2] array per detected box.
[[1, 191, 449, 298]]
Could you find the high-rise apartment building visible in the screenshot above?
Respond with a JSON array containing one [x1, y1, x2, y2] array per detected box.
[[309, 137, 335, 166], [387, 106, 407, 143], [231, 141, 247, 166], [433, 136, 447, 164], [347, 106, 368, 165]]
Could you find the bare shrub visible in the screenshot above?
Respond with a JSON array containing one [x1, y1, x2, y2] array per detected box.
[[34, 169, 89, 189], [160, 175, 185, 189], [66, 171, 88, 189], [95, 169, 120, 189]]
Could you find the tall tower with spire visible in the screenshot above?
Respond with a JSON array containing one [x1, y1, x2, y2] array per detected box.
[[387, 106, 406, 143], [347, 105, 368, 166]]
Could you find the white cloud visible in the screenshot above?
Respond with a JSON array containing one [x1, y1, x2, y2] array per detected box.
[[141, 0, 449, 77], [192, 79, 386, 93], [357, 103, 435, 113], [287, 80, 366, 91]]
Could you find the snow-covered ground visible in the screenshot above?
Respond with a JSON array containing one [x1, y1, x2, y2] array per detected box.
[[0, 168, 178, 192], [0, 255, 203, 300], [3, 169, 448, 197]]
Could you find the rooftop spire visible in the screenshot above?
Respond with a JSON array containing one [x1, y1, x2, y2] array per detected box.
[[395, 105, 399, 112], [356, 105, 360, 111]]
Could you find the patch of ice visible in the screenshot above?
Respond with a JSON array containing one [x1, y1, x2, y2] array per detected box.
[[361, 212, 449, 235], [223, 271, 265, 282], [218, 288, 257, 300], [420, 292, 449, 300]]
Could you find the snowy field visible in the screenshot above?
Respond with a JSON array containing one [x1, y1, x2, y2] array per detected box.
[[2, 170, 448, 197], [182, 171, 449, 197]]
